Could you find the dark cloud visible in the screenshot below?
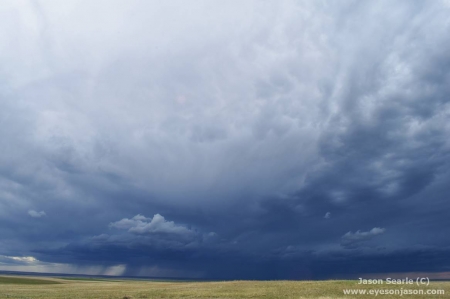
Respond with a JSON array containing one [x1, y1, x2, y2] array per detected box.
[[0, 0, 450, 279]]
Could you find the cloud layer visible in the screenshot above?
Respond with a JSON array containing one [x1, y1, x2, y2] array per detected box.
[[1, 0, 450, 279]]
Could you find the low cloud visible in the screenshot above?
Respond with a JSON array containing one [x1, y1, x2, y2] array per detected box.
[[110, 214, 195, 235], [0, 254, 126, 276], [102, 214, 218, 248], [341, 227, 386, 248], [28, 210, 46, 218], [0, 255, 37, 265]]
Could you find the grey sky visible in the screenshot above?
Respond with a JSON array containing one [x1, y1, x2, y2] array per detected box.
[[1, 0, 450, 279]]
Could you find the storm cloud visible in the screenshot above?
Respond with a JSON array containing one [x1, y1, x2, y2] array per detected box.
[[1, 0, 450, 279]]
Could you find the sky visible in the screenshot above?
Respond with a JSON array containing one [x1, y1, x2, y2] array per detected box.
[[1, 0, 450, 280]]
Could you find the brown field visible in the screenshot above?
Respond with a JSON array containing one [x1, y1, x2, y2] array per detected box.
[[0, 275, 449, 298]]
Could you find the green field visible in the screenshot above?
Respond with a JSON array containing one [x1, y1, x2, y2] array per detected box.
[[0, 275, 448, 298]]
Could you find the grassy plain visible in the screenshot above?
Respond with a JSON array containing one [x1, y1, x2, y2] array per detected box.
[[0, 275, 449, 298]]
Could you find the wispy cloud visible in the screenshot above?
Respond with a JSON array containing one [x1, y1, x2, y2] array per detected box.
[[28, 210, 46, 218], [341, 228, 386, 248]]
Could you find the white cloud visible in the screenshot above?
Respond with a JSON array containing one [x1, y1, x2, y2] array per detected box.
[[110, 214, 194, 235], [107, 214, 217, 248], [341, 227, 386, 248], [28, 210, 46, 218], [324, 212, 331, 219], [343, 227, 386, 240], [0, 255, 37, 264]]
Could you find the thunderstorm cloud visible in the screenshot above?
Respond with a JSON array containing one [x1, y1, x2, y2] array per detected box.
[[0, 0, 450, 279]]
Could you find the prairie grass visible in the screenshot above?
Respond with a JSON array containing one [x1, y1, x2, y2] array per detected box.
[[0, 275, 448, 298]]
